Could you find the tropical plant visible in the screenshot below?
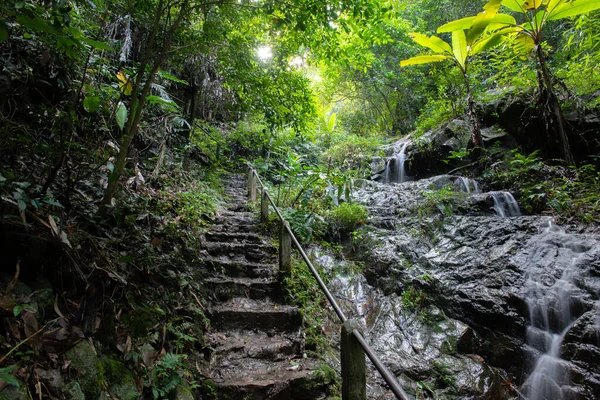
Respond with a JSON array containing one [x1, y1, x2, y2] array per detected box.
[[494, 0, 600, 165], [400, 0, 516, 148]]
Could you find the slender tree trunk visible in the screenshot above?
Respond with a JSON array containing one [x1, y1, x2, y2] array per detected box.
[[535, 44, 575, 166], [462, 72, 484, 148], [98, 0, 189, 216]]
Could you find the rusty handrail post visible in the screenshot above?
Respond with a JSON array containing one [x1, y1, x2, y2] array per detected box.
[[342, 319, 367, 400], [261, 188, 269, 222]]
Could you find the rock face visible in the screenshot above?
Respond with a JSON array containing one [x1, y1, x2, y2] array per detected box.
[[200, 174, 330, 399], [351, 177, 600, 399]]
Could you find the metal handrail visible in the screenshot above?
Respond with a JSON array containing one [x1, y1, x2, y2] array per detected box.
[[248, 165, 410, 400]]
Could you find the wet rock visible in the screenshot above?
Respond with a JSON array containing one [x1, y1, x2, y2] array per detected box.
[[351, 175, 600, 398], [65, 341, 105, 398]]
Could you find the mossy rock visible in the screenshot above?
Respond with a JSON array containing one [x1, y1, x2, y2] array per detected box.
[[101, 356, 138, 400], [65, 341, 105, 398]]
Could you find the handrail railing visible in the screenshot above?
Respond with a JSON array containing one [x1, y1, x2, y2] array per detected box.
[[247, 165, 411, 400]]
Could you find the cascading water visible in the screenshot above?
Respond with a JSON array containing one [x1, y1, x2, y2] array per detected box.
[[455, 177, 481, 194], [491, 191, 521, 217], [521, 220, 588, 400], [384, 141, 409, 184]]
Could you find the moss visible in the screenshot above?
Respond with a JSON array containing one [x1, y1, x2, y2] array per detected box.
[[65, 342, 105, 397], [102, 356, 138, 400]]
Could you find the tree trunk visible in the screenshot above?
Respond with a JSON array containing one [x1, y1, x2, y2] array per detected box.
[[98, 0, 189, 216], [535, 44, 575, 166], [463, 72, 484, 148]]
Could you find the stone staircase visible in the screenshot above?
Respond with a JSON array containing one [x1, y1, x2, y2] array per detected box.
[[201, 174, 328, 399]]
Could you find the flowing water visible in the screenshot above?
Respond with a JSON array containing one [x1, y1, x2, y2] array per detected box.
[[384, 141, 409, 184], [491, 191, 521, 217], [521, 220, 590, 400], [455, 177, 481, 194]]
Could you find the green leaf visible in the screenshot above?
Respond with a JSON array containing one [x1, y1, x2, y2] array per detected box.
[[452, 30, 468, 68], [0, 21, 8, 42], [159, 70, 189, 85], [118, 256, 135, 263], [146, 95, 179, 111], [502, 0, 527, 12], [0, 366, 20, 388], [408, 33, 453, 54], [81, 37, 114, 51], [400, 55, 451, 66], [547, 0, 600, 20], [467, 0, 504, 45], [471, 32, 505, 54], [116, 102, 128, 131], [327, 113, 336, 132], [17, 15, 58, 35], [13, 304, 23, 317], [83, 96, 101, 113], [0, 173, 6, 183], [438, 17, 475, 33], [17, 199, 26, 213]]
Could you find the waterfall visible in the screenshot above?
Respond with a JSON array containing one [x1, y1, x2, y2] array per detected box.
[[491, 191, 521, 217], [455, 177, 481, 194], [384, 141, 409, 184], [521, 221, 585, 400]]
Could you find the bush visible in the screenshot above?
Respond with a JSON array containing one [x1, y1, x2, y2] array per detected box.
[[327, 202, 368, 239]]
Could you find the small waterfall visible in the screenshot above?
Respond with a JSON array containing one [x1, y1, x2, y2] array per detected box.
[[384, 141, 409, 184], [491, 191, 521, 217], [522, 221, 584, 400], [455, 177, 481, 194]]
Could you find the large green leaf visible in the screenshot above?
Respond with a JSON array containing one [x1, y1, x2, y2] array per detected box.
[[487, 14, 518, 29], [438, 14, 516, 34], [502, 0, 527, 12], [400, 55, 451, 67], [83, 96, 100, 113], [471, 29, 517, 54], [409, 32, 452, 55], [438, 17, 475, 33], [467, 0, 504, 45], [116, 102, 128, 131], [452, 30, 468, 68], [547, 0, 600, 20]]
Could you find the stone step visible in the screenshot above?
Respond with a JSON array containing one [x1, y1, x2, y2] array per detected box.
[[211, 358, 327, 400], [209, 223, 257, 234], [205, 231, 264, 244], [205, 277, 280, 302], [202, 257, 276, 278], [213, 214, 255, 227], [208, 330, 302, 362], [204, 241, 276, 262], [209, 298, 302, 332]]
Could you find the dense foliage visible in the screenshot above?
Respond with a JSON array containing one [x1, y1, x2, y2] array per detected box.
[[1, 0, 599, 397]]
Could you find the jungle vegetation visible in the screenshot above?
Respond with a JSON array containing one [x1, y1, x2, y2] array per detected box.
[[1, 0, 599, 397]]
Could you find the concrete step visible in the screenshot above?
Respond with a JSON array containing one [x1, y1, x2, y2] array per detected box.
[[209, 298, 301, 332], [205, 277, 281, 302]]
